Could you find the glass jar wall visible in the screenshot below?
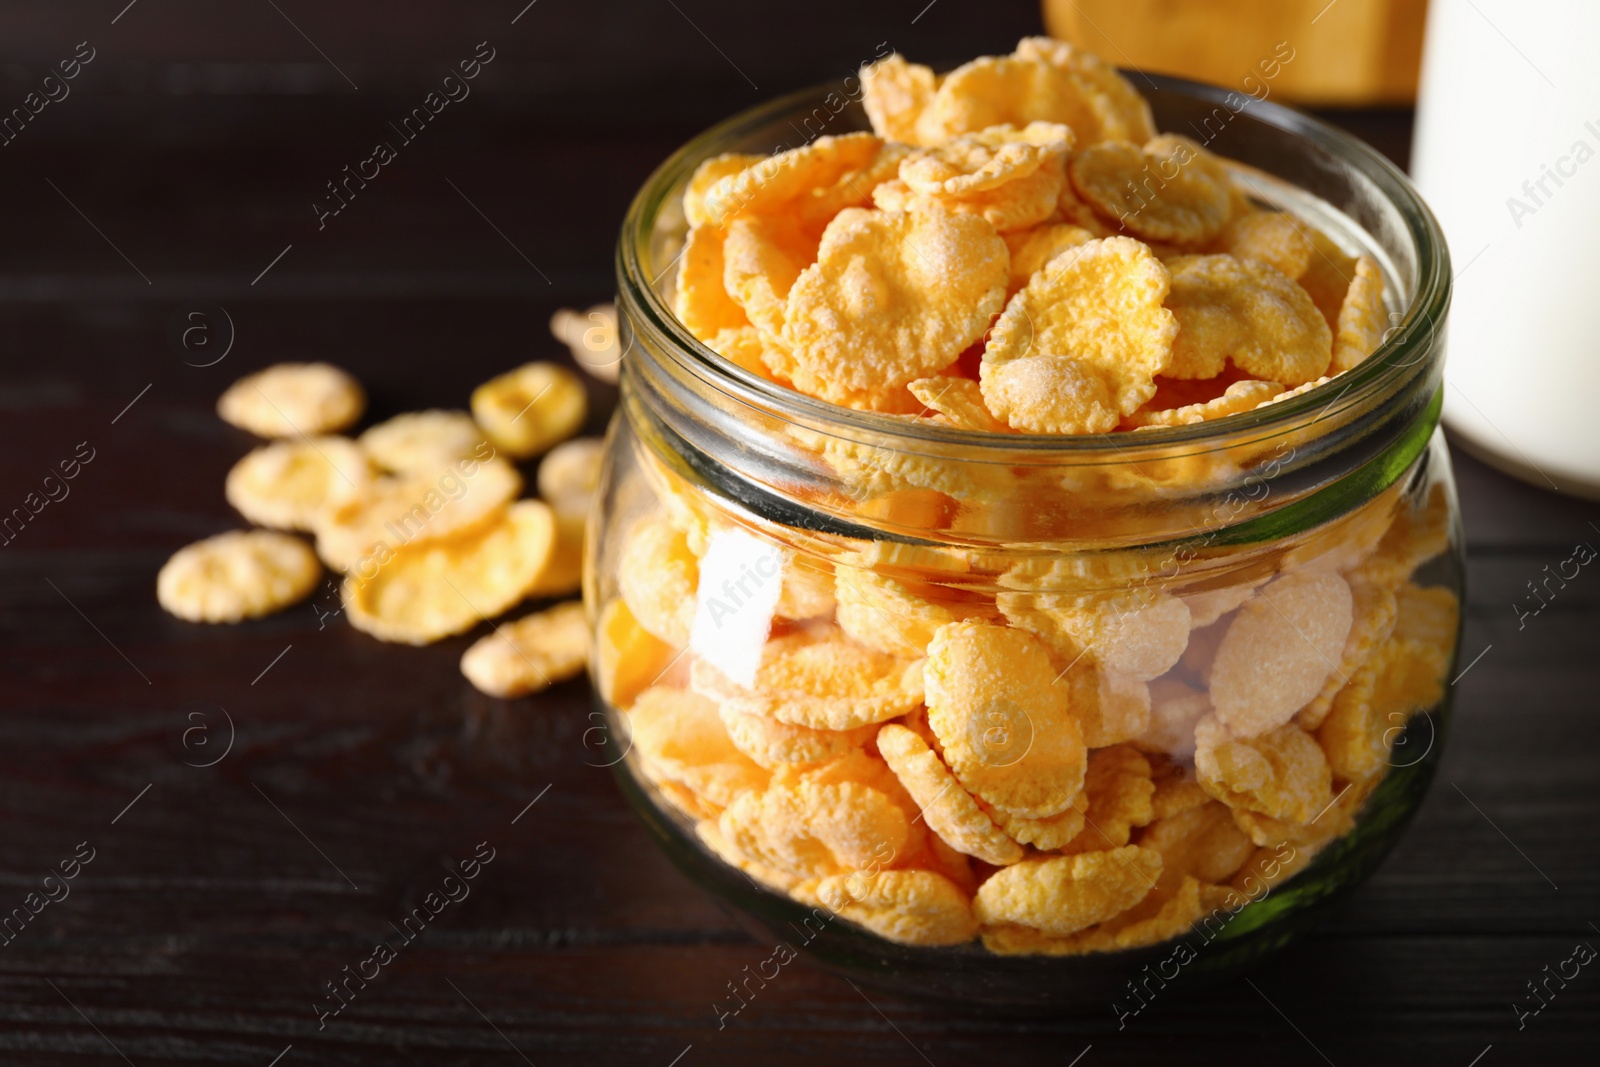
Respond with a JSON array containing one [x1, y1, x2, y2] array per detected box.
[[586, 75, 1458, 1007]]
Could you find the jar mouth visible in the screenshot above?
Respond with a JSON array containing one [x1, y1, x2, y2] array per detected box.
[[617, 70, 1452, 459]]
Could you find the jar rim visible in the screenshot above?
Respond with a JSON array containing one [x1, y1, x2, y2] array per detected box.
[[616, 70, 1452, 458]]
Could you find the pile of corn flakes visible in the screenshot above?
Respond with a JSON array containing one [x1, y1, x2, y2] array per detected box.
[[598, 39, 1459, 954], [159, 357, 606, 698]]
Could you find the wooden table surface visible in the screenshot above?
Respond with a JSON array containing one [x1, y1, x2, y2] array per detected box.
[[1, 2, 1596, 1063]]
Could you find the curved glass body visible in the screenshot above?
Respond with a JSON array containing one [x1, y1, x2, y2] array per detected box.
[[588, 74, 1460, 1008]]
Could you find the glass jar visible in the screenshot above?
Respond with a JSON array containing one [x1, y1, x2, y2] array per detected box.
[[588, 73, 1459, 1008]]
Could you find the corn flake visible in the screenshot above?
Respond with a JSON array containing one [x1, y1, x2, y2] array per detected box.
[[784, 206, 1008, 400], [594, 598, 677, 709], [877, 723, 1025, 865], [860, 53, 938, 145], [217, 362, 365, 438], [814, 868, 978, 946], [925, 620, 1086, 818], [1164, 254, 1333, 385], [719, 778, 909, 879], [358, 410, 486, 474], [460, 600, 588, 698], [1069, 135, 1234, 245], [1210, 570, 1354, 738], [628, 685, 769, 809], [723, 215, 819, 339], [718, 699, 876, 769], [471, 362, 588, 460], [617, 515, 699, 647], [158, 529, 321, 623], [1060, 744, 1156, 853], [1330, 255, 1387, 374], [673, 225, 750, 342], [225, 436, 373, 532], [973, 845, 1161, 936], [1194, 715, 1333, 824], [1212, 211, 1315, 280]]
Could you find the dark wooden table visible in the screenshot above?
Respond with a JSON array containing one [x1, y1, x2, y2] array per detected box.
[[1, 2, 1596, 1063]]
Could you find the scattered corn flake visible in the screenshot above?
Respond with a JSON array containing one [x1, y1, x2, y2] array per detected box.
[[701, 132, 882, 227], [358, 410, 486, 474], [683, 151, 762, 229], [1126, 379, 1285, 428], [973, 845, 1161, 936], [342, 500, 556, 645], [527, 504, 585, 599], [907, 376, 1010, 432], [814, 868, 978, 946], [224, 436, 374, 532], [217, 362, 365, 438], [877, 724, 1024, 865], [1164, 254, 1333, 385], [617, 515, 699, 647], [471, 361, 588, 460], [673, 225, 750, 342], [860, 53, 939, 145], [1060, 744, 1156, 853], [718, 778, 909, 879], [982, 236, 1177, 430], [783, 206, 1008, 400], [717, 696, 876, 769], [594, 597, 676, 709], [723, 215, 819, 339], [460, 600, 588, 698], [314, 457, 522, 573], [1212, 211, 1315, 280], [694, 625, 925, 731], [1139, 677, 1210, 759], [1069, 135, 1233, 245], [925, 620, 1086, 818], [1296, 578, 1398, 730], [1210, 570, 1353, 738], [628, 685, 769, 809], [536, 436, 605, 506], [1330, 255, 1387, 374], [157, 529, 321, 623], [550, 302, 623, 384], [1194, 715, 1333, 824]]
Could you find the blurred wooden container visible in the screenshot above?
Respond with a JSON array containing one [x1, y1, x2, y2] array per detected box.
[[1043, 0, 1428, 105]]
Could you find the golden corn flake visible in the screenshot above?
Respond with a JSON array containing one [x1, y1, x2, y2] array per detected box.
[[701, 132, 882, 227], [217, 362, 365, 438], [1194, 715, 1333, 824], [627, 685, 769, 809], [537, 436, 603, 504], [1296, 578, 1398, 731], [342, 500, 556, 645], [901, 122, 1073, 197], [860, 53, 938, 144], [814, 869, 978, 946], [157, 529, 321, 623], [717, 698, 875, 769], [357, 410, 486, 474], [718, 778, 909, 879], [616, 515, 698, 648], [783, 206, 1008, 400], [594, 598, 677, 709], [695, 818, 800, 894], [1003, 223, 1096, 293], [673, 225, 749, 342], [907, 376, 1010, 432], [1126, 379, 1285, 428], [916, 39, 1153, 148], [1209, 570, 1354, 738], [1164, 254, 1333, 385], [1360, 483, 1452, 586], [1003, 589, 1189, 680], [1330, 255, 1386, 374], [460, 600, 588, 698], [987, 799, 1086, 851], [1298, 226, 1359, 332], [925, 620, 1086, 818], [1060, 744, 1156, 853], [876, 723, 1024, 866], [707, 326, 786, 381], [224, 436, 373, 532], [1180, 582, 1258, 628], [1059, 658, 1151, 748], [723, 215, 819, 338], [1070, 135, 1233, 245], [314, 457, 521, 573], [550, 302, 623, 385], [834, 566, 989, 656], [1139, 799, 1256, 885], [471, 361, 588, 459], [1149, 761, 1213, 820], [696, 626, 925, 731], [974, 845, 1161, 936], [1212, 211, 1315, 280], [982, 236, 1177, 431], [683, 151, 762, 229]]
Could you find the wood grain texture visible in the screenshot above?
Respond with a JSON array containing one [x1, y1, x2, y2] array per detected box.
[[0, 2, 1596, 1063]]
